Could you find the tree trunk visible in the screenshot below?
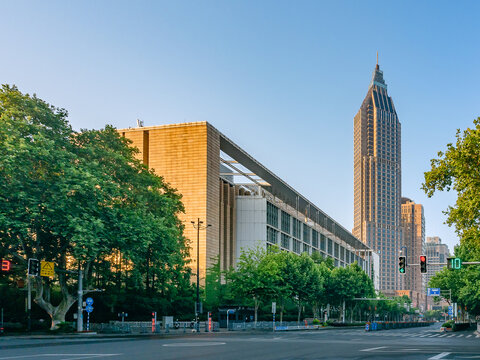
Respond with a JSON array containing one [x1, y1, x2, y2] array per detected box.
[[280, 300, 284, 324], [254, 297, 259, 327], [297, 302, 302, 324]]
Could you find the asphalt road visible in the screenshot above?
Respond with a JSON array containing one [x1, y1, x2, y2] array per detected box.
[[0, 323, 479, 359]]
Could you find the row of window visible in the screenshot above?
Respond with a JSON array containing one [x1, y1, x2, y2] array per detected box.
[[266, 225, 363, 266]]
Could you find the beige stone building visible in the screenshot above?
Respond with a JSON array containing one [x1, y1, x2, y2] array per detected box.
[[401, 197, 425, 294], [120, 122, 374, 282]]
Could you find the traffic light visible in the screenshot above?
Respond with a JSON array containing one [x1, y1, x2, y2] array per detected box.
[[447, 257, 462, 270], [28, 258, 40, 276], [1, 260, 10, 271], [398, 256, 406, 273], [420, 255, 427, 273]]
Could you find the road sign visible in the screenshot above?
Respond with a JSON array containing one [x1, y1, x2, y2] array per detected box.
[[40, 261, 55, 277], [428, 288, 441, 296], [85, 305, 94, 313], [272, 302, 276, 314], [448, 306, 453, 315], [86, 297, 94, 306]]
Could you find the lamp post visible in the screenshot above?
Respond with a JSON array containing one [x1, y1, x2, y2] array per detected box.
[[191, 218, 211, 332]]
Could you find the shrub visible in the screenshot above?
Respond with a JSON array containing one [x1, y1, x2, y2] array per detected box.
[[312, 319, 321, 325], [442, 320, 453, 328]]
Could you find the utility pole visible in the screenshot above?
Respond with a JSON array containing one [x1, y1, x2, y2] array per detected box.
[[191, 219, 211, 333]]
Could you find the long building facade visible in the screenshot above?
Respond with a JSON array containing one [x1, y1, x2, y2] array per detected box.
[[120, 122, 375, 282], [401, 197, 425, 293], [353, 62, 402, 292]]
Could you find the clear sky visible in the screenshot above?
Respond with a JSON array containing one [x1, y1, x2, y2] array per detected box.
[[2, 0, 479, 253]]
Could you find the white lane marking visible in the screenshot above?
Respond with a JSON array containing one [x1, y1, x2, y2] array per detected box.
[[429, 353, 451, 360], [163, 342, 226, 347], [467, 334, 472, 338], [439, 334, 447, 337], [448, 334, 455, 337], [360, 346, 387, 352], [0, 356, 120, 360], [458, 334, 464, 337]]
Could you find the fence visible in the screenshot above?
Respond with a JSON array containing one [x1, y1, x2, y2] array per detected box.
[[90, 321, 219, 334], [365, 321, 434, 331]]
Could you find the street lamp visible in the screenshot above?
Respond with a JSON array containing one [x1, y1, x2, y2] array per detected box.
[[191, 218, 211, 332]]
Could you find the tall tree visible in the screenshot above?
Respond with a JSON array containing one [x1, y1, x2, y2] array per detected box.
[[0, 85, 190, 328], [423, 117, 480, 316]]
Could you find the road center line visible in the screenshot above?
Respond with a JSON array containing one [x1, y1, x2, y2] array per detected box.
[[360, 346, 387, 352], [429, 352, 451, 360]]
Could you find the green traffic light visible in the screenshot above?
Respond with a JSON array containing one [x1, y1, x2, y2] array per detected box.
[[399, 268, 405, 273]]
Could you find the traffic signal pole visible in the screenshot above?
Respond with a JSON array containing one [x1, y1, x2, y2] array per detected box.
[[27, 276, 32, 332]]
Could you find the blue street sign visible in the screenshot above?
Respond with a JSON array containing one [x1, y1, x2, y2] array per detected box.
[[86, 297, 94, 306], [85, 305, 94, 313], [448, 306, 453, 315], [428, 288, 441, 296]]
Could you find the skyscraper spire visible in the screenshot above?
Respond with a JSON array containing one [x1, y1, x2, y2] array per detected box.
[[376, 52, 379, 69]]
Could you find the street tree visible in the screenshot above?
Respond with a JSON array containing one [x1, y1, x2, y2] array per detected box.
[[0, 85, 189, 328]]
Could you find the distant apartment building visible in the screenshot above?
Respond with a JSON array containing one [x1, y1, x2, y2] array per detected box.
[[425, 236, 450, 287], [353, 61, 402, 292], [119, 122, 375, 283], [401, 198, 425, 294]]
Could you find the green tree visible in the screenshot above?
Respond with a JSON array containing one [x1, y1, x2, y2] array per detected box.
[[0, 85, 190, 328], [423, 117, 480, 316], [229, 247, 281, 324]]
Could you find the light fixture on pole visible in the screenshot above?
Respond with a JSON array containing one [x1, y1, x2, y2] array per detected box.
[[191, 218, 211, 332]]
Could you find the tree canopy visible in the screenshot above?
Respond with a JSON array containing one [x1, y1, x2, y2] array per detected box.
[[423, 116, 480, 316], [0, 85, 192, 328]]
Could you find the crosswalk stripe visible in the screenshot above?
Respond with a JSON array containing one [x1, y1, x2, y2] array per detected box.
[[467, 335, 472, 338], [457, 334, 464, 337], [448, 334, 455, 337], [439, 334, 447, 337]]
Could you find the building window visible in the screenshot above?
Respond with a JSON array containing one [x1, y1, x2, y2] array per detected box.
[[303, 224, 310, 244], [334, 243, 339, 258], [303, 244, 310, 254], [267, 202, 279, 228], [292, 219, 301, 239], [281, 233, 290, 250], [293, 239, 301, 254], [328, 238, 333, 255], [281, 211, 290, 233], [340, 246, 345, 261], [320, 234, 326, 251], [312, 230, 318, 248], [267, 226, 278, 245]]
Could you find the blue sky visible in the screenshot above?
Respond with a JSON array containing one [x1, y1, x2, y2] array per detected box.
[[2, 0, 479, 253]]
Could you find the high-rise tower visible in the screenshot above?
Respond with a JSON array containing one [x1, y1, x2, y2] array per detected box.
[[353, 61, 402, 292]]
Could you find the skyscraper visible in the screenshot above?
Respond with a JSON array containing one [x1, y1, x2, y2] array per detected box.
[[425, 236, 450, 287], [401, 197, 425, 293], [353, 60, 402, 292]]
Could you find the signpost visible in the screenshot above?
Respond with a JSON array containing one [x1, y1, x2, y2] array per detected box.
[[85, 300, 93, 331]]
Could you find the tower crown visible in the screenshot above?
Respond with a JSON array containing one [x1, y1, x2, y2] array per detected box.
[[370, 64, 387, 89]]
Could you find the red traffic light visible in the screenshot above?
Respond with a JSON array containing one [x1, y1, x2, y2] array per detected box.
[[420, 256, 426, 262], [1, 260, 10, 271]]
